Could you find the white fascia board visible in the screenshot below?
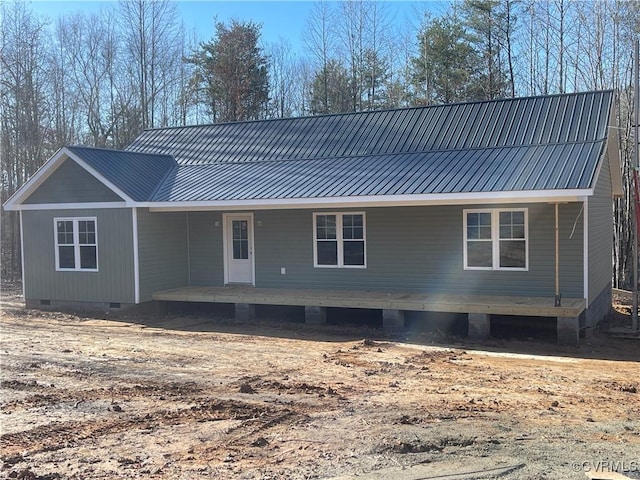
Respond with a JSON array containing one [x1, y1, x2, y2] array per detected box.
[[146, 189, 594, 212]]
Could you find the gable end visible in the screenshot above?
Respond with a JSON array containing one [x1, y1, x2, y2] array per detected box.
[[24, 158, 124, 204]]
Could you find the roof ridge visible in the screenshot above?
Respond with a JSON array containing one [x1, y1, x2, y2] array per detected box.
[[135, 89, 613, 134], [68, 144, 176, 161]]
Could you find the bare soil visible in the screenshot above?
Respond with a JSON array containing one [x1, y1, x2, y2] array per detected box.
[[1, 283, 639, 479]]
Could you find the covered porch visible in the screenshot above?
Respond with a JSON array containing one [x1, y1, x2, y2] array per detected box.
[[152, 286, 586, 345]]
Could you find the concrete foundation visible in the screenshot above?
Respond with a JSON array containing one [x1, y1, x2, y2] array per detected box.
[[585, 283, 612, 328], [25, 298, 136, 313], [557, 316, 579, 346], [382, 309, 405, 330], [468, 313, 490, 340], [235, 303, 256, 321], [304, 306, 327, 324]]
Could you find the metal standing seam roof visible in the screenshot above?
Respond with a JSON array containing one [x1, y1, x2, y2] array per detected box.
[[66, 145, 176, 202], [150, 143, 604, 202], [126, 90, 612, 165], [58, 90, 614, 203]]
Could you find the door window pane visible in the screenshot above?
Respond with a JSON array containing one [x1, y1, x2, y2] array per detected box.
[[232, 220, 249, 260]]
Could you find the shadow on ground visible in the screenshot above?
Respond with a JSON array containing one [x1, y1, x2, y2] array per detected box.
[[88, 300, 640, 363]]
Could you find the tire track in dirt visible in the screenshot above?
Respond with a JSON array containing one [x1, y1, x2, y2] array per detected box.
[[1, 398, 288, 458]]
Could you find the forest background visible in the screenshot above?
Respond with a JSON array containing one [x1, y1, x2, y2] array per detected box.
[[1, 0, 638, 291]]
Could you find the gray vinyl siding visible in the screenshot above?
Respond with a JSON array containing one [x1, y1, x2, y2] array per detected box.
[[22, 208, 135, 303], [24, 158, 123, 204], [587, 153, 614, 315], [137, 208, 189, 301], [187, 211, 224, 286], [184, 204, 584, 297]]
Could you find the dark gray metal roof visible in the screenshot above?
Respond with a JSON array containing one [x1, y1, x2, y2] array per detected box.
[[127, 90, 613, 167], [151, 142, 603, 202], [66, 146, 176, 201], [58, 91, 613, 203]]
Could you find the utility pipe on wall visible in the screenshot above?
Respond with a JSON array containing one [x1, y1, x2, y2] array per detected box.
[[555, 202, 561, 307]]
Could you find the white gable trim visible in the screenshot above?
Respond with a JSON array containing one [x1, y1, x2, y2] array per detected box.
[[3, 147, 135, 211], [146, 189, 593, 212]]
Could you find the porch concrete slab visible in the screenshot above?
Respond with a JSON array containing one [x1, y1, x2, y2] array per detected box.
[[305, 306, 327, 324], [468, 313, 490, 340], [557, 316, 580, 346]]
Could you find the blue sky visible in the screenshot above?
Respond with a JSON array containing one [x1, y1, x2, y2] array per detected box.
[[28, 1, 447, 53]]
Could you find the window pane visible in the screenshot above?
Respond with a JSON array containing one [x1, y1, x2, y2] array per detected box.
[[344, 241, 364, 266], [499, 211, 525, 239], [499, 225, 511, 239], [316, 215, 337, 240], [512, 211, 524, 225], [500, 240, 526, 268], [479, 225, 492, 239], [467, 241, 492, 268], [512, 225, 525, 239], [467, 213, 492, 240], [78, 220, 96, 245], [57, 221, 74, 245], [58, 246, 75, 269], [80, 246, 97, 269], [317, 241, 338, 265]]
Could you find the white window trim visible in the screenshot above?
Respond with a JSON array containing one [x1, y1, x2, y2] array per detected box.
[[463, 208, 528, 271], [313, 212, 367, 269], [54, 217, 99, 272]]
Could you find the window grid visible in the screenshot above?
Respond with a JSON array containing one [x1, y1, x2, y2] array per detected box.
[[313, 212, 366, 268], [54, 217, 98, 272], [464, 209, 527, 271]]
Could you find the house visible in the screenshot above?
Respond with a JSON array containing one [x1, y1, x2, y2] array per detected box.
[[4, 90, 622, 345]]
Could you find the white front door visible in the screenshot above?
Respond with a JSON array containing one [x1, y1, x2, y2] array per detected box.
[[224, 214, 254, 284]]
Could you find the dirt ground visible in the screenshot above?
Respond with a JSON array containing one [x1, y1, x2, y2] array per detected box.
[[1, 284, 639, 480]]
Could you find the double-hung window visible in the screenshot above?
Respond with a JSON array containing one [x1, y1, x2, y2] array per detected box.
[[314, 212, 366, 268], [54, 217, 98, 271], [464, 209, 527, 270]]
